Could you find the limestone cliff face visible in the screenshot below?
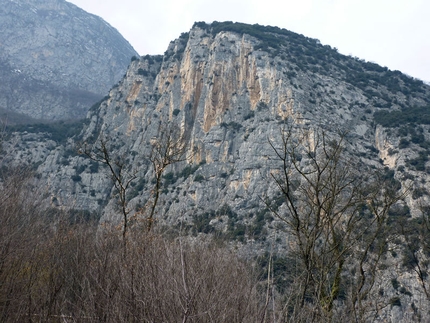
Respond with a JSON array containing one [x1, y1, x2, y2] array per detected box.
[[37, 23, 430, 223], [67, 27, 312, 220], [0, 0, 138, 120], [8, 22, 430, 321], [24, 24, 407, 224]]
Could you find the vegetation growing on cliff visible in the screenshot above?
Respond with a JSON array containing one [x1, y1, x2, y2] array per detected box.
[[374, 105, 430, 127], [5, 119, 87, 144], [193, 21, 429, 105]]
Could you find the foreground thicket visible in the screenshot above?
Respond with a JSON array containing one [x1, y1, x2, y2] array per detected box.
[[0, 170, 264, 322]]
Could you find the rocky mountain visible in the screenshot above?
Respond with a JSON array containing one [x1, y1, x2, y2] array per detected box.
[[0, 0, 138, 121], [4, 21, 430, 321], [34, 22, 430, 220]]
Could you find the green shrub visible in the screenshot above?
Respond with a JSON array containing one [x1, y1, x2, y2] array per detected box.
[[194, 174, 205, 182], [406, 151, 428, 171], [244, 111, 255, 120], [391, 278, 400, 290], [399, 138, 410, 149], [75, 164, 86, 174], [412, 187, 428, 199], [137, 68, 148, 76], [163, 172, 177, 187], [221, 121, 242, 131], [390, 297, 401, 307], [89, 161, 99, 173], [71, 175, 82, 182], [179, 165, 200, 179], [192, 212, 214, 234]]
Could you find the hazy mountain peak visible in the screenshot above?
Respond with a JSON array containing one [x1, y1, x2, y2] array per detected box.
[[0, 0, 138, 121]]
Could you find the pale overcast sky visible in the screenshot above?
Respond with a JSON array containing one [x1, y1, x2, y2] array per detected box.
[[67, 0, 430, 83]]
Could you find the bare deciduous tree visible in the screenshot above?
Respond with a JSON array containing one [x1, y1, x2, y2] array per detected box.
[[80, 138, 136, 246], [267, 122, 408, 322], [148, 122, 186, 231], [79, 121, 187, 252], [399, 198, 430, 312]]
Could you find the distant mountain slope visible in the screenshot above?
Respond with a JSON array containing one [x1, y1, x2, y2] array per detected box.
[[0, 0, 138, 121]]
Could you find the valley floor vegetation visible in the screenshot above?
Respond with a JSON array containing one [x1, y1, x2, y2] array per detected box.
[[0, 168, 264, 322]]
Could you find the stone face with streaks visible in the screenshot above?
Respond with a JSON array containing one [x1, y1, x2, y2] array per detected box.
[[32, 22, 430, 225]]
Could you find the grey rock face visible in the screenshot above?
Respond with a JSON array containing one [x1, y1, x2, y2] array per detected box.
[[0, 0, 138, 120], [38, 23, 430, 227], [6, 22, 430, 321]]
